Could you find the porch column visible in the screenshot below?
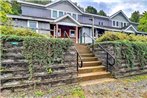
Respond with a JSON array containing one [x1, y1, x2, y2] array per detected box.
[[75, 26, 78, 43], [56, 24, 58, 38], [53, 26, 56, 38]]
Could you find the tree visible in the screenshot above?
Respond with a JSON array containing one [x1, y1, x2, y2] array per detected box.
[[138, 11, 147, 32], [0, 0, 12, 23], [85, 6, 97, 14], [130, 11, 140, 23], [25, 0, 52, 5], [98, 10, 107, 16], [11, 0, 22, 15]]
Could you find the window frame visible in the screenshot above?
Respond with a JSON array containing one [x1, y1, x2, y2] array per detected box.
[[69, 29, 76, 37]]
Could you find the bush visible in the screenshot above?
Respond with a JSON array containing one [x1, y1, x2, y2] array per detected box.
[[96, 32, 147, 42], [0, 26, 46, 37]]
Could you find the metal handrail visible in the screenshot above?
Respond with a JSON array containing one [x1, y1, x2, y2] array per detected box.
[[63, 32, 83, 71], [83, 33, 115, 71]]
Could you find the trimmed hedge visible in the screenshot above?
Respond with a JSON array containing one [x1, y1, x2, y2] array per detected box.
[[96, 32, 147, 42]]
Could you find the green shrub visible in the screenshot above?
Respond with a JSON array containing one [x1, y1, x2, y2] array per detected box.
[[96, 32, 147, 42], [0, 26, 46, 37]]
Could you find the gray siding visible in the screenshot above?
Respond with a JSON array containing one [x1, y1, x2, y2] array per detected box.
[[111, 13, 129, 23], [13, 19, 27, 27], [78, 15, 111, 27], [21, 5, 51, 18], [47, 1, 82, 14]]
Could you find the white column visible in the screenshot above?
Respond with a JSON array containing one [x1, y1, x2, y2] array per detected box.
[[75, 26, 78, 43]]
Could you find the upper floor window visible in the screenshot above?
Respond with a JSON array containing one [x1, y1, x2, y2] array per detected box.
[[116, 21, 119, 26], [113, 21, 115, 26], [72, 14, 76, 19], [53, 10, 57, 18], [124, 23, 126, 27], [101, 22, 103, 26], [59, 11, 64, 17]]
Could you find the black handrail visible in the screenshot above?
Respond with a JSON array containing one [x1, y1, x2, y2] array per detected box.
[[63, 32, 83, 71], [83, 33, 115, 71]]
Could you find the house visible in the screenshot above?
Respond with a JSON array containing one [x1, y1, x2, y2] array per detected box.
[[8, 0, 146, 43]]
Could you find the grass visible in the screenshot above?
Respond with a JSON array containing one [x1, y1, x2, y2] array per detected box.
[[34, 90, 45, 97], [122, 74, 147, 83]]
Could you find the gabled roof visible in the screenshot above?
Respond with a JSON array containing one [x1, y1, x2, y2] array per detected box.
[[54, 14, 81, 26], [124, 25, 138, 33], [45, 0, 84, 13], [17, 0, 45, 7], [110, 10, 131, 22]]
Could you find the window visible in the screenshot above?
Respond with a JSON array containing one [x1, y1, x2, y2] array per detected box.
[[67, 13, 71, 16], [121, 22, 123, 27], [72, 14, 76, 19], [116, 21, 119, 26], [70, 30, 75, 37], [101, 22, 103, 26], [113, 21, 115, 26], [124, 23, 126, 27], [59, 11, 64, 17], [53, 10, 57, 18], [28, 21, 37, 29]]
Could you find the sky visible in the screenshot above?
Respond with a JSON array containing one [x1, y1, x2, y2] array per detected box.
[[71, 0, 147, 18]]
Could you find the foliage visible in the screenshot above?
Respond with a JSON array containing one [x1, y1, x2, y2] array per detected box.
[[25, 0, 52, 5], [23, 37, 73, 79], [0, 26, 46, 38], [98, 10, 107, 16], [34, 90, 44, 97], [96, 32, 147, 42], [130, 11, 140, 23], [0, 0, 12, 23], [138, 11, 147, 32], [113, 41, 147, 68], [85, 6, 97, 14], [10, 0, 22, 15]]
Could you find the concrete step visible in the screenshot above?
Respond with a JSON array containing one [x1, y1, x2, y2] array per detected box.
[[78, 66, 105, 74], [80, 78, 115, 86], [81, 61, 102, 67], [80, 53, 94, 57], [81, 57, 97, 61], [78, 72, 111, 82]]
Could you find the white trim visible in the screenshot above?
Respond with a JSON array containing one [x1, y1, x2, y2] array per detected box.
[[54, 14, 81, 26], [17, 0, 45, 7], [124, 25, 138, 32], [83, 13, 109, 19], [112, 20, 129, 28], [7, 15, 53, 22], [69, 29, 76, 37]]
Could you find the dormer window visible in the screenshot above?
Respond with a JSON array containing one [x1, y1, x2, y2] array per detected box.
[[59, 11, 64, 17], [72, 14, 76, 19], [113, 21, 115, 26], [53, 10, 57, 18]]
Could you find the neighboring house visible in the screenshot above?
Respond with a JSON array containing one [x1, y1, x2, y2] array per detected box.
[[7, 0, 146, 43]]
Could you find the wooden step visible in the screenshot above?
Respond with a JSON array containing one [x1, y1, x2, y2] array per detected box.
[[78, 66, 105, 74], [80, 53, 94, 57], [82, 61, 102, 67], [80, 78, 115, 86], [78, 72, 111, 82], [81, 57, 97, 61]]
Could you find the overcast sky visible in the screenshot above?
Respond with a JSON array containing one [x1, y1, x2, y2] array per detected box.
[[71, 0, 147, 18]]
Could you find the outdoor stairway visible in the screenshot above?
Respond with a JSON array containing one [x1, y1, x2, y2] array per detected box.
[[76, 44, 115, 86]]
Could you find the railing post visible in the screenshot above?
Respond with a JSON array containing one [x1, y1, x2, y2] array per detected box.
[[106, 53, 109, 71], [77, 52, 79, 71], [84, 33, 85, 44]]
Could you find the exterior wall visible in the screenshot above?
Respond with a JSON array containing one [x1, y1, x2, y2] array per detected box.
[[47, 1, 82, 14], [131, 23, 138, 30], [78, 15, 111, 27], [21, 5, 51, 18], [1, 40, 77, 92], [111, 13, 129, 23], [12, 19, 51, 34]]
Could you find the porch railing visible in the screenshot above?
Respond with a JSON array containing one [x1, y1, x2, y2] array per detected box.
[[83, 33, 115, 72]]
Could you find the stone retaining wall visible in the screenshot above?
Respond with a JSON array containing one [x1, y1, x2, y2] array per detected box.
[[92, 42, 147, 78], [1, 41, 77, 92]]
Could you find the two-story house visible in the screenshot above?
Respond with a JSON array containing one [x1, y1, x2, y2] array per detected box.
[[8, 0, 146, 43]]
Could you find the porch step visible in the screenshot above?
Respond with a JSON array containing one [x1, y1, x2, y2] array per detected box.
[[81, 57, 97, 61], [82, 61, 102, 67], [78, 66, 105, 74], [78, 72, 111, 82], [81, 53, 94, 57], [80, 78, 115, 86]]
